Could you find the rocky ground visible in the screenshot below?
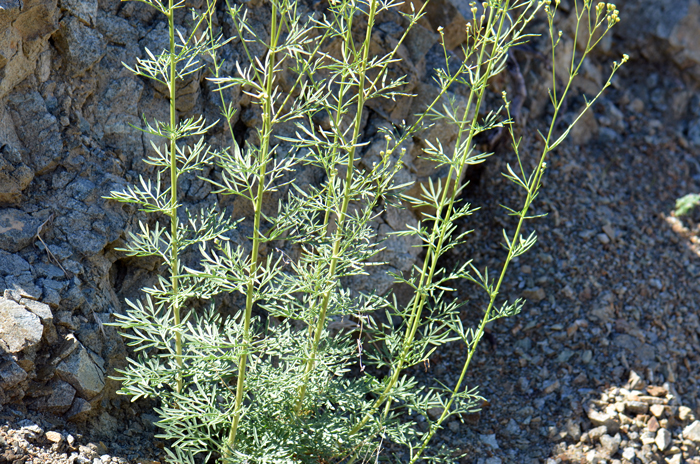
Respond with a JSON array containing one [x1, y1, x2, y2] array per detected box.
[[409, 60, 700, 463]]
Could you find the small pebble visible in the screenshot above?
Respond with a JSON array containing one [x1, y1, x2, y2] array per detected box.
[[650, 404, 666, 417], [679, 406, 694, 421], [625, 400, 649, 415], [479, 434, 499, 449], [647, 416, 661, 432], [588, 425, 608, 442], [600, 433, 621, 455], [646, 385, 668, 397], [655, 428, 672, 451], [45, 431, 63, 443], [622, 447, 636, 460], [683, 420, 700, 442], [448, 421, 459, 433]]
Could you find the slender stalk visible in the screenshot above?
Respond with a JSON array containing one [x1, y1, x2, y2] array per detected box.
[[294, 0, 380, 413], [166, 0, 184, 396], [224, 1, 281, 455], [408, 6, 624, 462], [350, 2, 507, 436]]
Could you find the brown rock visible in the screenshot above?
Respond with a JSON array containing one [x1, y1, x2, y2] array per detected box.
[[646, 385, 668, 397], [45, 431, 63, 443], [647, 416, 660, 433], [650, 404, 666, 418], [522, 287, 546, 303]]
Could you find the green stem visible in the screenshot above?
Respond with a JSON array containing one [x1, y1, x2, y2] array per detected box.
[[167, 0, 183, 396], [294, 0, 379, 413], [224, 1, 281, 456], [408, 6, 625, 462], [350, 3, 506, 436]]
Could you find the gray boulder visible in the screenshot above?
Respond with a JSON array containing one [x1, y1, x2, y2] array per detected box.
[[0, 297, 43, 353], [20, 298, 58, 344], [0, 356, 28, 390], [53, 16, 106, 77]]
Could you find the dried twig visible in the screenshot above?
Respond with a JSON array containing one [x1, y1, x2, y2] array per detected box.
[[34, 212, 73, 279]]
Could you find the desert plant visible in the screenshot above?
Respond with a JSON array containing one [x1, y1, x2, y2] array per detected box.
[[107, 0, 624, 462], [675, 193, 700, 217]]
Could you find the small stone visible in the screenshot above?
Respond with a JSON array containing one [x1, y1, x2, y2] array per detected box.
[[625, 400, 649, 415], [24, 423, 43, 435], [622, 447, 636, 460], [666, 454, 682, 464], [647, 416, 661, 432], [485, 458, 502, 464], [588, 410, 620, 434], [566, 419, 582, 442], [650, 404, 666, 417], [20, 298, 58, 344], [543, 379, 560, 394], [426, 407, 443, 421], [65, 397, 92, 421], [67, 434, 75, 446], [679, 406, 694, 421], [602, 224, 616, 242], [448, 420, 459, 433], [46, 431, 64, 443], [656, 428, 672, 451], [597, 233, 611, 244], [627, 370, 645, 390], [683, 420, 700, 442], [588, 425, 608, 442], [581, 350, 593, 363], [586, 449, 603, 464], [646, 385, 668, 397], [640, 431, 656, 445], [638, 395, 666, 405], [618, 413, 634, 425], [503, 418, 520, 437], [600, 433, 621, 455], [522, 287, 546, 303], [628, 98, 644, 113], [480, 433, 499, 449]]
